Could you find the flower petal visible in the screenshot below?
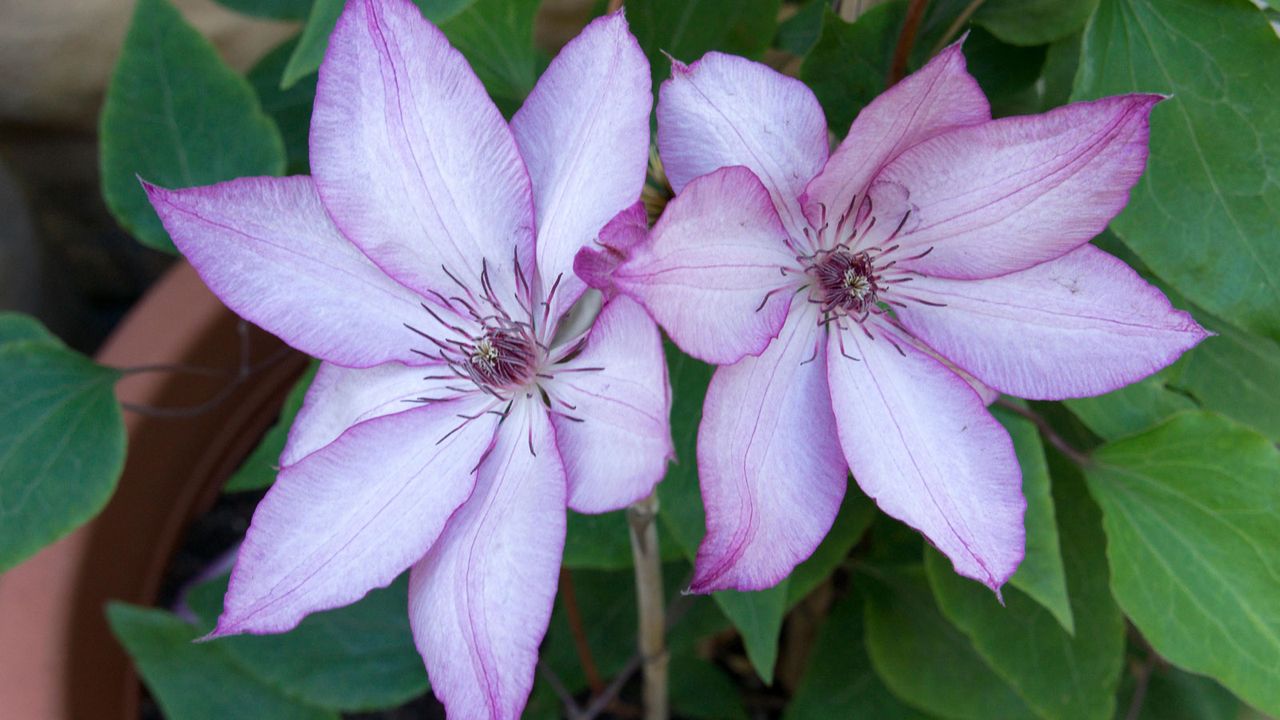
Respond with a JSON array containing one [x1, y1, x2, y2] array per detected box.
[[144, 176, 426, 368], [801, 41, 989, 225], [311, 0, 534, 302], [546, 296, 672, 513], [282, 361, 471, 465], [690, 304, 847, 593], [657, 52, 828, 237], [511, 11, 650, 323], [574, 200, 649, 299], [879, 94, 1162, 279], [826, 321, 1025, 591], [212, 396, 499, 636], [896, 245, 1209, 400], [612, 166, 797, 365], [409, 399, 565, 720]]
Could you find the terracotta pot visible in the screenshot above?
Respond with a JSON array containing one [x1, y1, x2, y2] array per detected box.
[[0, 261, 306, 720]]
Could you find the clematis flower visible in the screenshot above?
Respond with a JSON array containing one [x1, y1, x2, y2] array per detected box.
[[143, 1, 666, 717], [585, 44, 1207, 595]]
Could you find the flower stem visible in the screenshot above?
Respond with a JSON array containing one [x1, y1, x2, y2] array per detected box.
[[887, 0, 931, 86], [994, 398, 1093, 468], [627, 491, 668, 720]]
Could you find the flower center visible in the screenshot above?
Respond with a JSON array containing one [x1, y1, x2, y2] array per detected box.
[[465, 328, 538, 391], [807, 248, 881, 319]]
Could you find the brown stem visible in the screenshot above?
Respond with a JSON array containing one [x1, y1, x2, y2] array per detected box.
[[117, 337, 293, 418], [928, 0, 986, 57], [559, 569, 605, 694], [1124, 654, 1156, 720], [627, 491, 668, 720], [606, 0, 624, 12], [888, 0, 931, 87], [994, 398, 1093, 467]]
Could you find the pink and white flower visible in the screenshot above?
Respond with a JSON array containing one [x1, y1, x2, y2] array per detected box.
[[585, 44, 1206, 595], [144, 1, 667, 717]]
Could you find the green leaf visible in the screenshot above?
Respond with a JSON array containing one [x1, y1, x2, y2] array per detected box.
[[993, 401, 1073, 633], [861, 564, 1037, 720], [802, 3, 1045, 136], [1067, 288, 1280, 443], [1084, 412, 1280, 715], [281, 0, 341, 89], [801, 4, 902, 138], [224, 362, 317, 493], [0, 342, 125, 572], [1064, 371, 1197, 442], [784, 591, 930, 720], [248, 36, 317, 175], [563, 509, 636, 569], [669, 655, 749, 720], [1121, 665, 1242, 720], [185, 573, 427, 711], [925, 461, 1126, 720], [438, 0, 542, 115], [1164, 295, 1280, 441], [282, 0, 478, 88], [1073, 0, 1280, 340], [973, 0, 1099, 46], [629, 0, 782, 85], [785, 485, 875, 608], [214, 0, 314, 20], [953, 26, 1046, 117], [774, 0, 824, 56], [656, 344, 788, 683], [0, 312, 57, 347], [108, 603, 336, 720], [100, 0, 285, 253], [1041, 32, 1082, 110]]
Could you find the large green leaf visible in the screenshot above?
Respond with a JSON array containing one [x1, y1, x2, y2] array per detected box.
[[224, 362, 317, 493], [861, 564, 1037, 720], [925, 461, 1125, 720], [656, 345, 788, 683], [1066, 289, 1280, 443], [628, 0, 781, 85], [0, 341, 125, 572], [785, 591, 930, 720], [108, 603, 336, 720], [186, 574, 427, 711], [1073, 0, 1280, 340], [438, 0, 542, 115], [993, 401, 1073, 633], [281, 0, 477, 88], [974, 0, 1099, 46], [1121, 665, 1242, 720], [100, 0, 285, 253], [0, 312, 56, 347], [214, 0, 313, 20], [1084, 412, 1280, 715], [248, 36, 317, 175]]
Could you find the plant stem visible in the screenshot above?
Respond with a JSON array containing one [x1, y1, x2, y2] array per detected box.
[[627, 491, 668, 720], [994, 398, 1093, 467], [888, 0, 931, 86]]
